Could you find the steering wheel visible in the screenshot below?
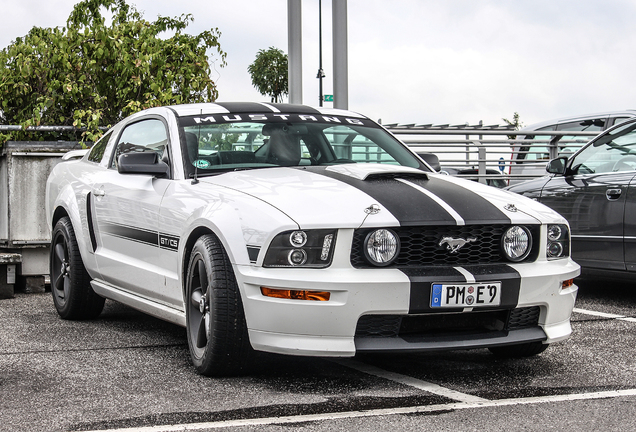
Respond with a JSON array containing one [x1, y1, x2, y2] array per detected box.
[[611, 155, 636, 172]]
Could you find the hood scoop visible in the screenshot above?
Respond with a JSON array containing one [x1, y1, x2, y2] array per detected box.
[[365, 172, 429, 181], [325, 163, 429, 181]]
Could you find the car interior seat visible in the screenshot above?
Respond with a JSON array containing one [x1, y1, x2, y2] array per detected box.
[[262, 124, 301, 166]]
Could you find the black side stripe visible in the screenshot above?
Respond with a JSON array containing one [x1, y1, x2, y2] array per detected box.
[[303, 167, 457, 226], [100, 222, 179, 252]]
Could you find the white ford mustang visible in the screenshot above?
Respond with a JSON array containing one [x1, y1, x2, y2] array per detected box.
[[46, 102, 580, 376]]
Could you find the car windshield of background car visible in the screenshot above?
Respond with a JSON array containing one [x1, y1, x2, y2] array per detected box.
[[516, 126, 554, 162], [177, 115, 422, 176], [571, 124, 636, 175]]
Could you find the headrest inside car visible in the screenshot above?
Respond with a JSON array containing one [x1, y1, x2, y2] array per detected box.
[[261, 123, 289, 137]]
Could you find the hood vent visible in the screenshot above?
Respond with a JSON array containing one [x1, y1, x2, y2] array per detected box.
[[365, 172, 429, 182]]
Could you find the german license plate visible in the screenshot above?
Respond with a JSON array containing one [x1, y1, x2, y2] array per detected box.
[[431, 282, 501, 308]]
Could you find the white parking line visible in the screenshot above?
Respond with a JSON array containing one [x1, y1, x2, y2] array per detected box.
[[573, 307, 636, 323], [84, 388, 636, 432], [331, 359, 488, 403]]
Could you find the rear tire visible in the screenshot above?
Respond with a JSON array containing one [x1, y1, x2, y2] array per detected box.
[[185, 234, 254, 376], [488, 341, 548, 358], [50, 216, 105, 320]]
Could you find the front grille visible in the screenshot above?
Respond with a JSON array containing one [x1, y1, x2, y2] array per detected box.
[[351, 225, 540, 268], [355, 307, 541, 339]]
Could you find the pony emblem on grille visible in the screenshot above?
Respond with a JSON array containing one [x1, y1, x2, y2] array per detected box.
[[439, 236, 477, 253]]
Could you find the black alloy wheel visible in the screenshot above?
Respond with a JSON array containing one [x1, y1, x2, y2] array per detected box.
[[50, 216, 105, 320], [185, 234, 254, 376]]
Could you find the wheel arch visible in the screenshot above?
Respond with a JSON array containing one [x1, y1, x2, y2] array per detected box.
[[52, 205, 70, 230], [181, 225, 215, 299]]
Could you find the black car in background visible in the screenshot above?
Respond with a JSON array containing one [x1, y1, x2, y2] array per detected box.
[[507, 118, 636, 279]]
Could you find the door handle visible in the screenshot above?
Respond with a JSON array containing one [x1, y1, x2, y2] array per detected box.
[[606, 188, 622, 200], [93, 188, 105, 197]]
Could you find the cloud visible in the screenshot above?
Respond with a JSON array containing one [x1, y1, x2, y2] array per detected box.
[[2, 0, 636, 127]]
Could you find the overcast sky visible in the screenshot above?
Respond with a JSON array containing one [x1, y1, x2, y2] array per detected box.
[[2, 0, 636, 127]]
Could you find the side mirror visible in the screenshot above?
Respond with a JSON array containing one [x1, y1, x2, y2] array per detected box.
[[416, 152, 441, 172], [546, 156, 568, 175], [118, 152, 169, 177]]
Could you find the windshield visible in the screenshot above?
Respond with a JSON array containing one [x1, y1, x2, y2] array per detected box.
[[177, 113, 424, 177]]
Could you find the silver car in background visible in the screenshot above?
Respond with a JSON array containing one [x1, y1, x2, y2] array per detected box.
[[509, 110, 636, 183]]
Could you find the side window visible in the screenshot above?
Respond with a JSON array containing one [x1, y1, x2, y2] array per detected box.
[[87, 130, 113, 164], [572, 127, 636, 175], [556, 118, 606, 132], [610, 117, 630, 127], [557, 119, 606, 159], [110, 119, 169, 169]]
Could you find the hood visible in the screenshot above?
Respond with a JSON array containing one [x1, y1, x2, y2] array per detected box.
[[202, 164, 558, 229]]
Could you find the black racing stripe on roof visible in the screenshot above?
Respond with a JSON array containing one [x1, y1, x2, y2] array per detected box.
[[302, 166, 457, 226], [267, 103, 323, 114], [407, 176, 511, 224], [212, 102, 323, 115], [212, 102, 275, 113]]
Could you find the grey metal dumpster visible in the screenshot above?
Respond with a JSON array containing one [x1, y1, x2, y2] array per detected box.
[[0, 141, 82, 288]]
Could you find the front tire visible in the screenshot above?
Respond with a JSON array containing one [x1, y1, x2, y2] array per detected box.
[[50, 216, 105, 320], [185, 234, 253, 376], [488, 341, 548, 358]]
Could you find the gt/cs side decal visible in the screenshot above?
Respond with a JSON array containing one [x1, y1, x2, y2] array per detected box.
[[159, 234, 180, 251], [100, 221, 179, 252]]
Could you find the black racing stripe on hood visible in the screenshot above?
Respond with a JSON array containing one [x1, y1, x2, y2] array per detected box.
[[407, 176, 511, 224], [302, 166, 458, 226]]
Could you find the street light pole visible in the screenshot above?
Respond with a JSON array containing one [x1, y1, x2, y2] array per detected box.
[[317, 0, 325, 106]]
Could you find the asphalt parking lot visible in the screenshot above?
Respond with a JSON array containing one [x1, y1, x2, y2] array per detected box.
[[1, 277, 635, 432]]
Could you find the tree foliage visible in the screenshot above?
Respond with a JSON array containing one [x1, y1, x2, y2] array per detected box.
[[247, 47, 288, 103], [0, 0, 226, 143], [502, 112, 524, 140]]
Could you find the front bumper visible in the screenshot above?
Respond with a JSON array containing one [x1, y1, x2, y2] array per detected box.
[[236, 257, 580, 357]]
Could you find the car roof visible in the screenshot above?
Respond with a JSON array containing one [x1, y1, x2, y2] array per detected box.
[[166, 102, 367, 119], [521, 109, 636, 132]]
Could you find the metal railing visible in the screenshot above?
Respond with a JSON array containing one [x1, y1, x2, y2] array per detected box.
[[385, 125, 599, 184], [1, 123, 601, 185]]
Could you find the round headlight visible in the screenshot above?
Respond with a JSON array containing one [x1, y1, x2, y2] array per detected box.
[[547, 242, 564, 258], [290, 231, 308, 247], [288, 249, 308, 266], [547, 225, 563, 241], [364, 229, 400, 266], [502, 226, 532, 262]]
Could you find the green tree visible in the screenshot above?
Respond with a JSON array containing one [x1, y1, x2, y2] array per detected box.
[[247, 47, 288, 103], [502, 112, 524, 140], [0, 0, 226, 144]]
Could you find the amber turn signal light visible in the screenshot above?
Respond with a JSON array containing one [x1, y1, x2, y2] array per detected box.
[[261, 287, 331, 301], [561, 279, 574, 289]]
